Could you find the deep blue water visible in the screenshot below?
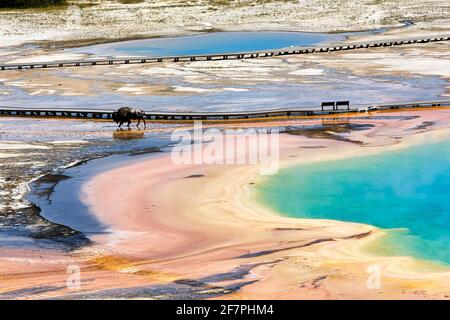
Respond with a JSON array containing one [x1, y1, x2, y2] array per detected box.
[[257, 139, 450, 265]]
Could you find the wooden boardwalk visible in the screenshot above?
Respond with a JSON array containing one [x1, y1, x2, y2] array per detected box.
[[0, 34, 449, 71], [1, 100, 449, 121]]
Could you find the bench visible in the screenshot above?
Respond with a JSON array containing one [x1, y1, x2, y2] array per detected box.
[[335, 100, 350, 110], [321, 101, 335, 111]]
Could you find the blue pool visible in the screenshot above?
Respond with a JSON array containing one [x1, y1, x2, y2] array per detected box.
[[257, 139, 450, 265], [72, 30, 383, 57]]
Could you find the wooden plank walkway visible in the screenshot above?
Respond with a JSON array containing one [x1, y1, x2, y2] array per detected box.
[[1, 34, 449, 71], [1, 100, 449, 121]]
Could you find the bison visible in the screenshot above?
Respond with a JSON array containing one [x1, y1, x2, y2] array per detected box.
[[112, 107, 146, 128]]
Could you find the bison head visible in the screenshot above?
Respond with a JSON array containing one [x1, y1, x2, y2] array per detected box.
[[112, 111, 119, 124]]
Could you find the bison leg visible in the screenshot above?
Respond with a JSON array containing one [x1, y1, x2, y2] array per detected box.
[[118, 121, 124, 128], [127, 120, 131, 127], [137, 118, 141, 127]]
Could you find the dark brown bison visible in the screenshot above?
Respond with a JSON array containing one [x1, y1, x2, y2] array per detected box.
[[112, 107, 146, 128]]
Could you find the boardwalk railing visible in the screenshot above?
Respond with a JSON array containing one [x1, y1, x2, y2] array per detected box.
[[1, 34, 449, 71], [1, 100, 449, 121]]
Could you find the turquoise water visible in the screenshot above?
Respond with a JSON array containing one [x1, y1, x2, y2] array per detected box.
[[257, 139, 450, 265]]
